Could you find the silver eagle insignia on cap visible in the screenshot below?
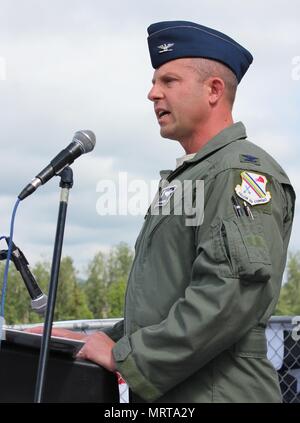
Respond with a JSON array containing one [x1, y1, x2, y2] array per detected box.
[[157, 43, 174, 53]]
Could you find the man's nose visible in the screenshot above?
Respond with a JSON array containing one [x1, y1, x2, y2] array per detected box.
[[147, 84, 164, 102]]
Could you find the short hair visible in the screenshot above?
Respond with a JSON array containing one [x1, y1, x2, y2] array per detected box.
[[188, 58, 238, 108]]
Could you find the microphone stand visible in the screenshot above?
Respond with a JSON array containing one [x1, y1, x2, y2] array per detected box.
[[34, 166, 73, 403]]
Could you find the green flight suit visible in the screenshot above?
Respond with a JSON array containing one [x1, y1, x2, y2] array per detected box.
[[110, 122, 295, 403]]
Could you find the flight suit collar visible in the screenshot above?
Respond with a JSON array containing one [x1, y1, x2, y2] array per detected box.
[[188, 121, 247, 164], [159, 121, 247, 181]]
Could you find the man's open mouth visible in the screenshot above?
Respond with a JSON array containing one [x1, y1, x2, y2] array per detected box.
[[157, 110, 170, 119]]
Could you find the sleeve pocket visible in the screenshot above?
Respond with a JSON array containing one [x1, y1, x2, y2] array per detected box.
[[212, 215, 272, 283]]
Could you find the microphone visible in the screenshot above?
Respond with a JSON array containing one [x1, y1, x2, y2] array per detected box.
[[0, 240, 48, 315], [18, 130, 96, 200]]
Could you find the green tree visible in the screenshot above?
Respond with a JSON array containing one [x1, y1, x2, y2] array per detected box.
[[276, 252, 300, 315], [0, 263, 31, 324], [83, 243, 133, 318], [106, 243, 133, 317], [1, 243, 133, 324], [107, 242, 134, 284], [84, 251, 108, 318], [107, 276, 127, 317], [0, 256, 92, 324], [54, 256, 92, 321]]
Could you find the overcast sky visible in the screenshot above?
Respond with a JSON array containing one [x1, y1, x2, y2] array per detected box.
[[0, 0, 299, 277]]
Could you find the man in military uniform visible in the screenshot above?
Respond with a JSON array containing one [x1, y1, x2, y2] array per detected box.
[[36, 21, 296, 402]]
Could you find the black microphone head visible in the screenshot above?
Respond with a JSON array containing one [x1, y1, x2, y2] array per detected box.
[[73, 130, 96, 154]]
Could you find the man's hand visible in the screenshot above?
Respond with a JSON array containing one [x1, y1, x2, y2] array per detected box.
[[76, 332, 116, 372], [25, 327, 116, 372]]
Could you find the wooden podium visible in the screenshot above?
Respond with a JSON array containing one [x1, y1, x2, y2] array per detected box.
[[0, 329, 119, 403]]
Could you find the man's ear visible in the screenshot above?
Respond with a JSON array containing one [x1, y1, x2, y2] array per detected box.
[[207, 77, 225, 106]]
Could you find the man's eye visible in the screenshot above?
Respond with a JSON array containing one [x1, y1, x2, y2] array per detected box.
[[165, 79, 176, 85]]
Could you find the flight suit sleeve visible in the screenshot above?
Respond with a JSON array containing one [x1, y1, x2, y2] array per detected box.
[[112, 168, 292, 402]]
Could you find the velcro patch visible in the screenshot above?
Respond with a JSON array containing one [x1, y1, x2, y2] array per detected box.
[[155, 185, 177, 208], [235, 171, 271, 206], [240, 154, 260, 165]]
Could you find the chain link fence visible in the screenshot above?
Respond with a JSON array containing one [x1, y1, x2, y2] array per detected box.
[[267, 316, 300, 403], [12, 316, 300, 403]]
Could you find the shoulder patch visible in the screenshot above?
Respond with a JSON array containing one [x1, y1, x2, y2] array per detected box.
[[239, 154, 260, 165], [235, 171, 271, 206]]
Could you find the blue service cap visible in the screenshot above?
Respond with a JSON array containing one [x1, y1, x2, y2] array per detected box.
[[147, 21, 253, 83]]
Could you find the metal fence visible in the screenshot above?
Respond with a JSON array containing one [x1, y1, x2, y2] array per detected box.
[[267, 316, 300, 403], [11, 316, 300, 403]]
